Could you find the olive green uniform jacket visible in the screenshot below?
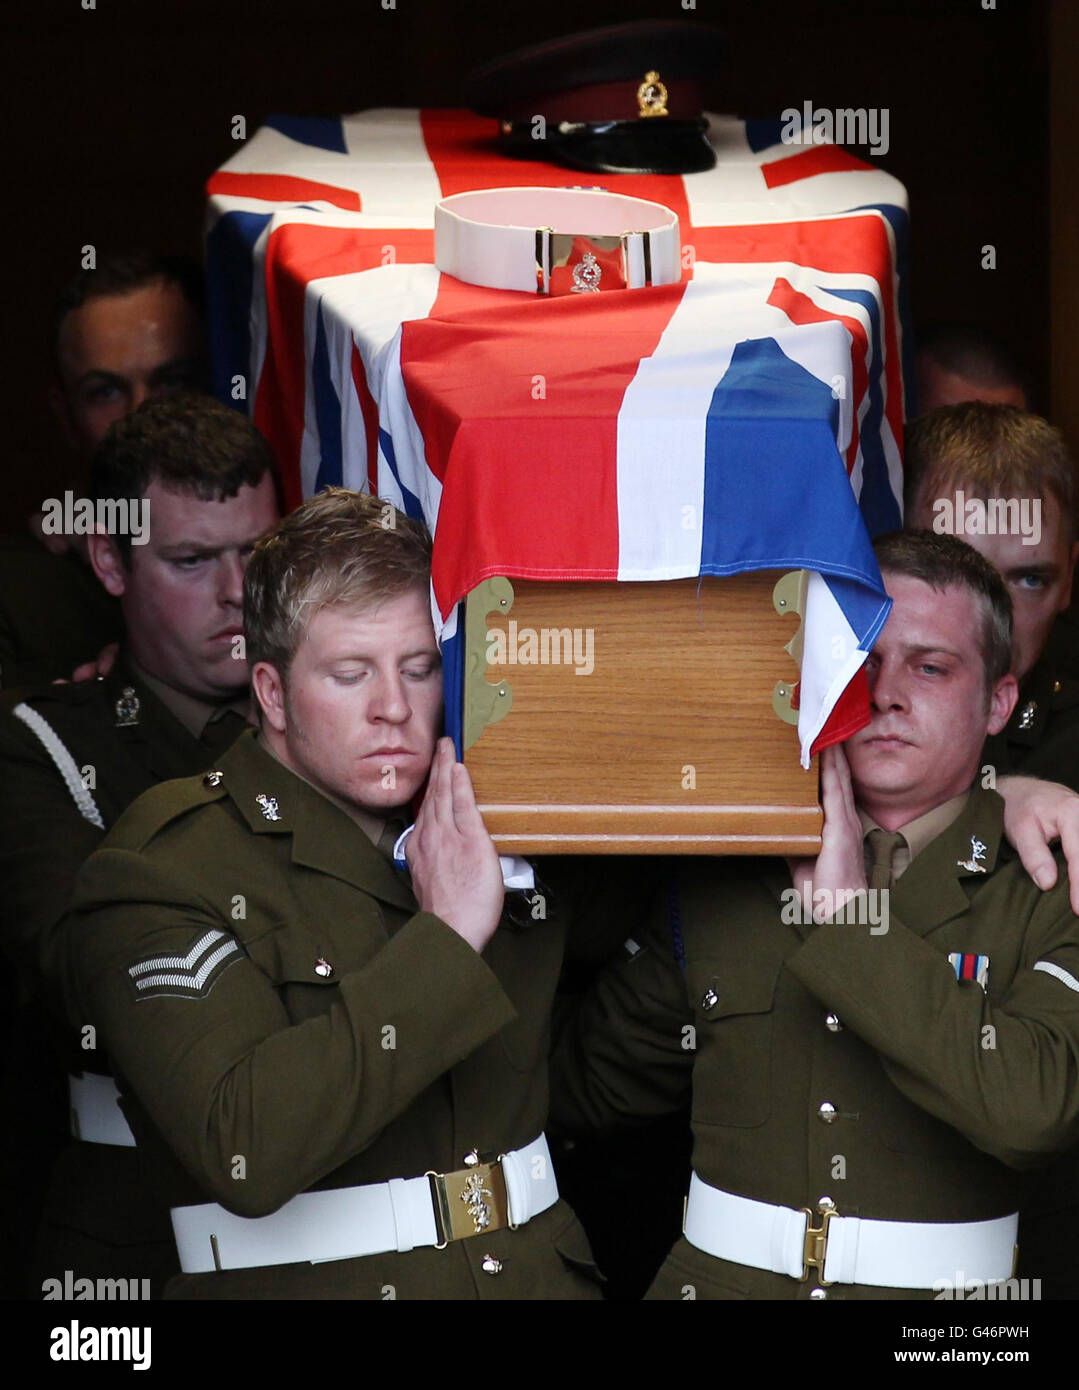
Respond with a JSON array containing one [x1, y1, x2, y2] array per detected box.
[[0, 659, 244, 1295], [59, 730, 602, 1299], [551, 790, 1079, 1300]]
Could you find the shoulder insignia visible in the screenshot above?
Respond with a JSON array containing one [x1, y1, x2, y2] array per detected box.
[[128, 928, 242, 1001], [11, 701, 104, 828], [105, 772, 230, 851]]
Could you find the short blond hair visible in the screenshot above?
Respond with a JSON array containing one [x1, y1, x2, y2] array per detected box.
[[905, 402, 1077, 542], [244, 488, 432, 677]]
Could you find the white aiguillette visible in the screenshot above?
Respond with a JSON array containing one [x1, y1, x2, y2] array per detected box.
[[434, 186, 681, 296]]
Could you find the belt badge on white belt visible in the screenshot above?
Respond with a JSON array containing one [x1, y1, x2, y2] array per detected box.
[[461, 1172, 494, 1232]]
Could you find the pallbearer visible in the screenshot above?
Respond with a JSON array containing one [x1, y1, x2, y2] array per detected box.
[[552, 531, 1079, 1300], [58, 489, 602, 1299]]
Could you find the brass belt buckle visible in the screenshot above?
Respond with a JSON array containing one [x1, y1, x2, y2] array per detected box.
[[426, 1159, 511, 1246], [799, 1201, 836, 1285]]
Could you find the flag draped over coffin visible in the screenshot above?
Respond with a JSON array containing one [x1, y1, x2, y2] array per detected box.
[[207, 109, 910, 765]]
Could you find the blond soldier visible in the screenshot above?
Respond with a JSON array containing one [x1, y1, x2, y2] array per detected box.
[[57, 489, 601, 1299]]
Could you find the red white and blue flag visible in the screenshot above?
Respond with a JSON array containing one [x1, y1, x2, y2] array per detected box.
[[207, 108, 910, 764]]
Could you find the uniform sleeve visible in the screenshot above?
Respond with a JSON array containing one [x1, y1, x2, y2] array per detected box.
[[0, 710, 104, 990], [788, 877, 1079, 1169], [550, 891, 695, 1134], [63, 847, 518, 1217]]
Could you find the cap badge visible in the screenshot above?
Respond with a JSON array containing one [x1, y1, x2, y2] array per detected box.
[[637, 70, 669, 118], [572, 251, 602, 293], [114, 687, 141, 727], [255, 793, 281, 822], [1017, 700, 1038, 731], [957, 835, 988, 874]]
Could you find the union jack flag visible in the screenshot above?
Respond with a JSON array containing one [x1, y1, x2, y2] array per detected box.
[[206, 108, 910, 764]]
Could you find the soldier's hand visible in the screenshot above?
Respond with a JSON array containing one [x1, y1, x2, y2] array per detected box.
[[998, 774, 1079, 915], [52, 641, 121, 685], [72, 641, 120, 683], [787, 745, 867, 923], [406, 738, 504, 952]]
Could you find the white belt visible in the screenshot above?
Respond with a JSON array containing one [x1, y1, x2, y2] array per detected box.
[[684, 1173, 1018, 1289], [434, 186, 681, 296], [68, 1072, 136, 1148], [171, 1134, 558, 1274]]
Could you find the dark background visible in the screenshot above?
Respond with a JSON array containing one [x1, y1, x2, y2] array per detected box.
[[6, 0, 1049, 528]]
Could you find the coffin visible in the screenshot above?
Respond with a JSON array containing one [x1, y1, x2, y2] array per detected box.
[[462, 570, 822, 855]]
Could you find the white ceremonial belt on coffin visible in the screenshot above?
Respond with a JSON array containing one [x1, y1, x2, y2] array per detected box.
[[171, 1133, 558, 1274], [434, 186, 681, 296], [68, 1072, 136, 1148], [683, 1172, 1018, 1288]]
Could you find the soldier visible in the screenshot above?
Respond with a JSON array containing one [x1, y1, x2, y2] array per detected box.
[[552, 530, 1079, 1299], [906, 406, 1079, 1296], [0, 393, 279, 1296], [56, 489, 603, 1299], [905, 402, 1079, 782], [0, 252, 208, 689]]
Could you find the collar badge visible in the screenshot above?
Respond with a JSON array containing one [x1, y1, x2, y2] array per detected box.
[[1017, 700, 1038, 731], [255, 793, 281, 822], [114, 687, 140, 727], [957, 835, 988, 874]]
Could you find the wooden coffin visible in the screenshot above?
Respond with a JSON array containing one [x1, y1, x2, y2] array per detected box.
[[462, 570, 823, 855]]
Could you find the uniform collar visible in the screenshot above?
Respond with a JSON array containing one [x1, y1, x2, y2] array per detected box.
[[858, 790, 970, 880], [886, 786, 1006, 937], [215, 729, 416, 912], [126, 655, 251, 741], [765, 787, 1005, 939], [258, 736, 395, 850], [102, 650, 212, 781]]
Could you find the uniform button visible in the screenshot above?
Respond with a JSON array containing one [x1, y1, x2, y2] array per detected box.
[[463, 1150, 480, 1167], [824, 1012, 843, 1032], [314, 958, 334, 978], [818, 1102, 837, 1123], [809, 1287, 828, 1300], [1054, 680, 1062, 694], [817, 1196, 835, 1211], [701, 988, 719, 1011], [481, 1255, 502, 1275]]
